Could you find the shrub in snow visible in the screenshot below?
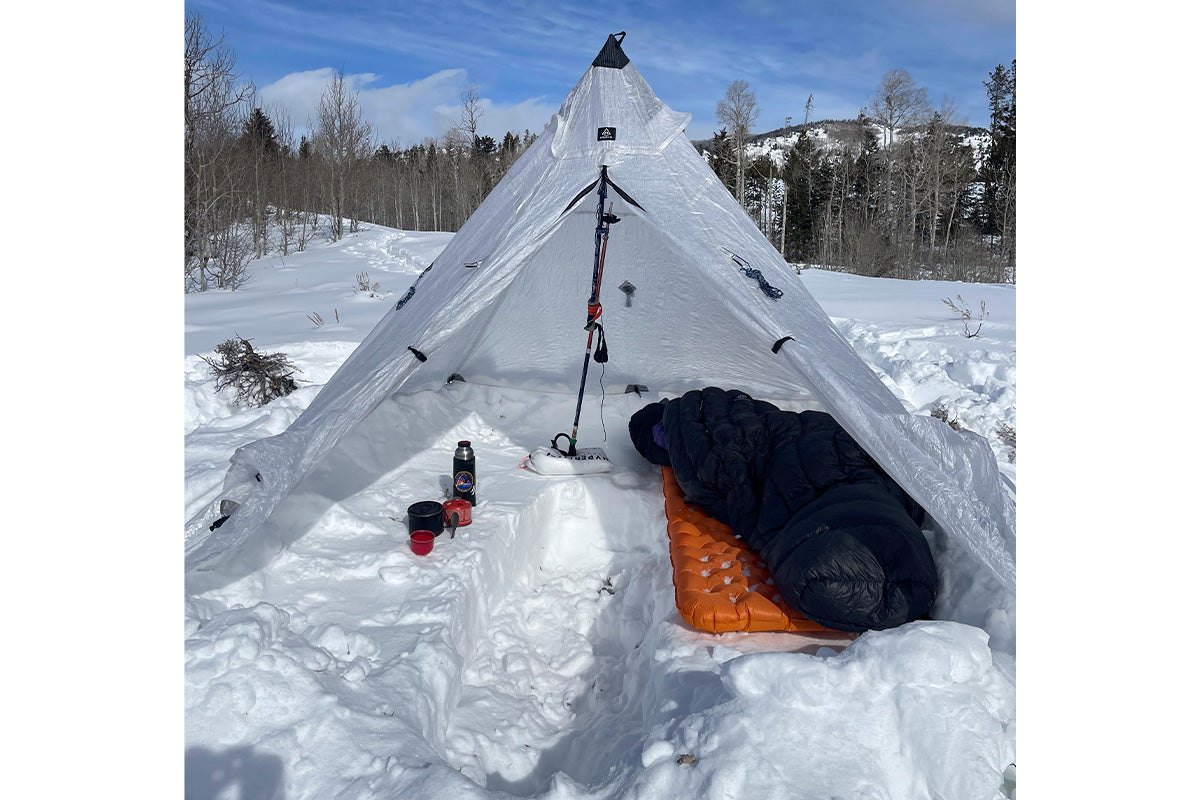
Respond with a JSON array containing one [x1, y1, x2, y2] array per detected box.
[[996, 422, 1016, 462], [201, 337, 301, 407], [307, 311, 340, 326], [942, 294, 989, 338], [930, 405, 963, 431], [355, 272, 385, 297]]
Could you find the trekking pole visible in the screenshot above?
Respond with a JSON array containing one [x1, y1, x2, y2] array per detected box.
[[554, 165, 620, 456]]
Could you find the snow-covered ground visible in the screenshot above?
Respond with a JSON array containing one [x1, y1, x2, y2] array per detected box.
[[182, 221, 1017, 799]]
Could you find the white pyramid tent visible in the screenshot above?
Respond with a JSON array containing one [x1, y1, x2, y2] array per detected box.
[[186, 34, 1015, 602]]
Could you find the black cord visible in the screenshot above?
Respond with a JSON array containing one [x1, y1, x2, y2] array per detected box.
[[599, 362, 607, 442]]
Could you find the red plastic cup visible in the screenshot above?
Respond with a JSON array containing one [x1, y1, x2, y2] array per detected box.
[[409, 530, 435, 555]]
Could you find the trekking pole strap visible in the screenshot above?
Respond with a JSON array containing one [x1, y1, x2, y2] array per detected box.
[[552, 432, 577, 456]]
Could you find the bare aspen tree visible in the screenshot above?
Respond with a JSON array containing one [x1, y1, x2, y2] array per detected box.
[[396, 143, 410, 230], [869, 70, 929, 246], [870, 70, 928, 150], [913, 99, 970, 262], [269, 103, 299, 255], [184, 13, 253, 289], [781, 113, 792, 256], [294, 136, 320, 250], [313, 70, 373, 240], [442, 129, 466, 229], [459, 83, 484, 143], [422, 137, 443, 230], [185, 14, 249, 167], [716, 79, 759, 208], [408, 144, 423, 230], [457, 83, 495, 210]]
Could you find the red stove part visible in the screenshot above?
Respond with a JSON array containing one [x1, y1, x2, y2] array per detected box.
[[443, 499, 472, 526]]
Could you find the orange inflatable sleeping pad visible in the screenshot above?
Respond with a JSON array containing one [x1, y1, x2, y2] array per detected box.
[[662, 467, 833, 633]]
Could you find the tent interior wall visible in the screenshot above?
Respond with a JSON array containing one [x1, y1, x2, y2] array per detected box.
[[446, 202, 825, 403]]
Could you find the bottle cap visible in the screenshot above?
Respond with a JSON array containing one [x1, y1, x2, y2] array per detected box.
[[458, 440, 471, 447]]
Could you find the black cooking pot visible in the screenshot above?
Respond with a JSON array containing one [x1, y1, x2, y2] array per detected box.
[[407, 500, 445, 536]]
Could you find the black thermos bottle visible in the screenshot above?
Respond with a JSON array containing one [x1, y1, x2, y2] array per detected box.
[[453, 440, 476, 505]]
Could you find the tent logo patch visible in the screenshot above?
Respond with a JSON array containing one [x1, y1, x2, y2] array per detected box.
[[597, 127, 617, 141]]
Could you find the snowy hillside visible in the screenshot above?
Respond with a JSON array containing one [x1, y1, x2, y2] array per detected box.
[[185, 221, 1016, 799], [695, 120, 991, 169]]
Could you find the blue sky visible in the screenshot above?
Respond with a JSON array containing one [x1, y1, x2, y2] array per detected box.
[[189, 0, 1014, 146]]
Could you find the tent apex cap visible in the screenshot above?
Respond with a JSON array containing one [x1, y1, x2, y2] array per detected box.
[[592, 32, 630, 69]]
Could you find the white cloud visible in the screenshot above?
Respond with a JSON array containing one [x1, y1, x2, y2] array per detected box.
[[259, 67, 559, 149], [475, 97, 559, 141]]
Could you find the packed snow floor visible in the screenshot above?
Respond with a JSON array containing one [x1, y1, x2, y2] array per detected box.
[[184, 222, 1016, 800]]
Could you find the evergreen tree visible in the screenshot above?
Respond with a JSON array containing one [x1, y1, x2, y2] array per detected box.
[[298, 136, 312, 160], [500, 131, 519, 157], [238, 107, 281, 258], [240, 107, 280, 157], [743, 153, 774, 228], [849, 109, 881, 223], [977, 61, 1016, 272], [853, 109, 879, 156], [780, 130, 818, 262], [708, 128, 736, 193], [981, 62, 1015, 221], [472, 134, 497, 157]]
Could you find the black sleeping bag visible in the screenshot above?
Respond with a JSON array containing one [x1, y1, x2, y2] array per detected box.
[[629, 387, 937, 632]]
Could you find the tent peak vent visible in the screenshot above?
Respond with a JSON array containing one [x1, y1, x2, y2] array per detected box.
[[592, 32, 630, 69]]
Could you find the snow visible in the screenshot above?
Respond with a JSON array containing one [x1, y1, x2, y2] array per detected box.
[[183, 221, 1016, 798], [742, 123, 988, 170]]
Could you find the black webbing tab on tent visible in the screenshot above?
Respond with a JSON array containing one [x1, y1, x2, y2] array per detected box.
[[592, 32, 629, 69], [606, 176, 645, 212], [408, 346, 427, 362], [561, 174, 644, 217], [771, 336, 794, 354], [561, 178, 600, 216]]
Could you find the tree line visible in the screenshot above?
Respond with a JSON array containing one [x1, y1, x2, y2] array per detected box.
[[184, 14, 535, 291], [709, 66, 1015, 283], [185, 13, 1014, 290]]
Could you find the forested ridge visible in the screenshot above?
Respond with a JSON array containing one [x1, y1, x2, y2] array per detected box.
[[185, 14, 1014, 291]]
